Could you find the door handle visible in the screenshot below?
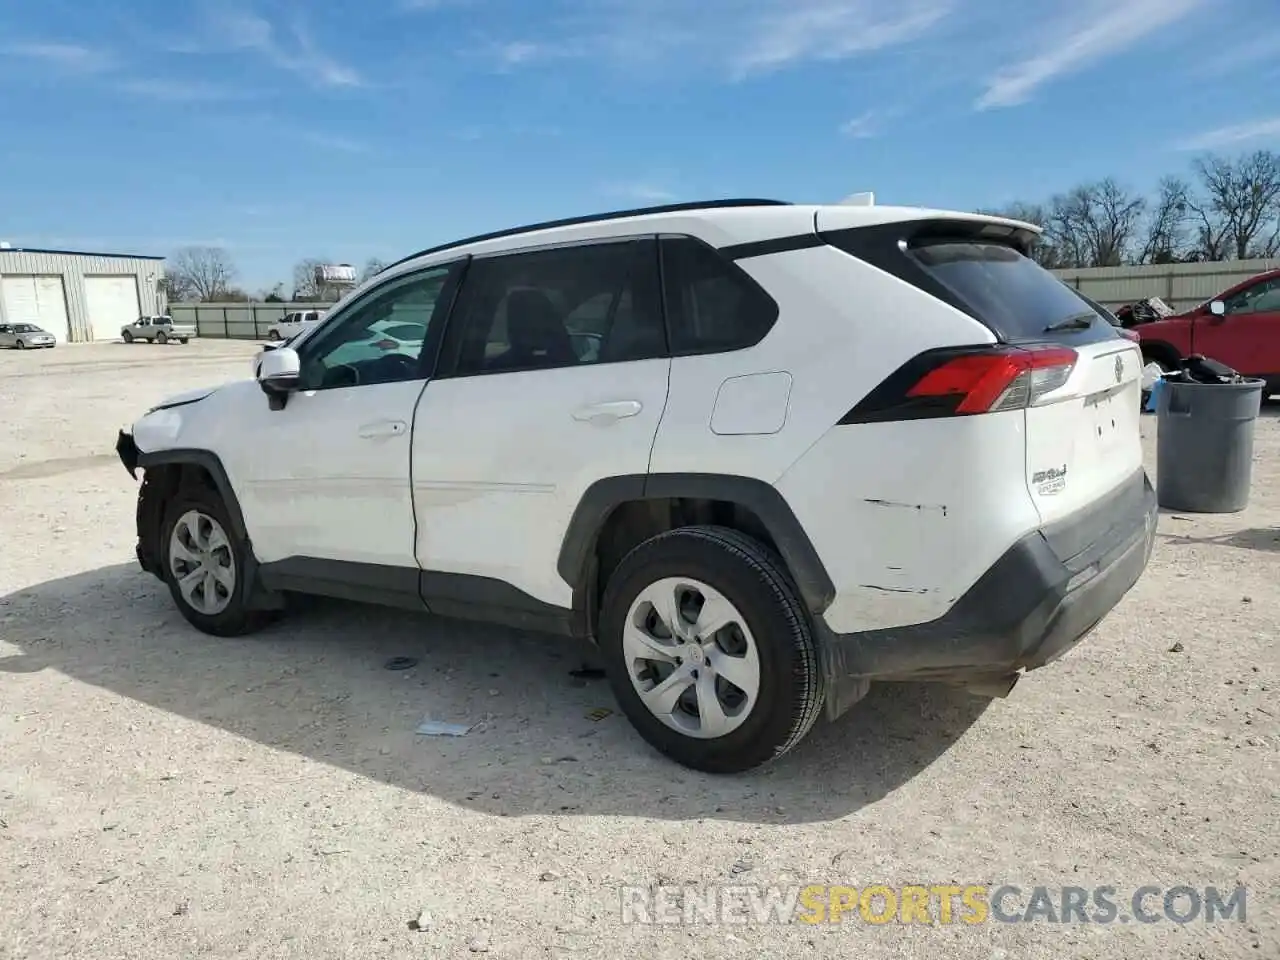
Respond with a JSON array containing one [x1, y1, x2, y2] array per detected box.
[[572, 400, 643, 424], [358, 419, 407, 439]]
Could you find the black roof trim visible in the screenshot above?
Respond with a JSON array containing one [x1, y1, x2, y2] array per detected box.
[[0, 246, 165, 261], [381, 198, 790, 273]]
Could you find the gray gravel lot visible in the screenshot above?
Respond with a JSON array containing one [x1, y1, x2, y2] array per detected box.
[[1, 340, 1277, 959]]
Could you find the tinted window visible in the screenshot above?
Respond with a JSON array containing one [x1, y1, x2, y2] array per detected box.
[[911, 241, 1099, 341], [1226, 277, 1280, 315], [660, 236, 778, 355], [444, 239, 664, 376], [298, 263, 457, 390]]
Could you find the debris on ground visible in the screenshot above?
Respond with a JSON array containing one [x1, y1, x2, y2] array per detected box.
[[384, 657, 418, 671], [568, 666, 606, 680], [1169, 642, 1185, 653], [415, 719, 474, 737], [409, 909, 432, 932], [586, 707, 612, 722]]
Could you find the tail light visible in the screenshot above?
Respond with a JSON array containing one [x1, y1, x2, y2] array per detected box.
[[840, 344, 1078, 424]]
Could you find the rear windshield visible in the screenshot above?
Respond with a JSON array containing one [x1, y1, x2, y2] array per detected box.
[[911, 241, 1100, 341], [13, 324, 39, 333]]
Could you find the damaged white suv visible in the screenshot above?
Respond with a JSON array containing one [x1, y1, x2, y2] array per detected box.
[[116, 198, 1156, 773]]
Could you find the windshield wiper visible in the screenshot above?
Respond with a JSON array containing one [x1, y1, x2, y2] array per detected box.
[[1043, 312, 1096, 333]]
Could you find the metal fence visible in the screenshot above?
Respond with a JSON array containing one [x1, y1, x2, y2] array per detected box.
[[172, 258, 1280, 340], [168, 302, 332, 340], [1051, 259, 1280, 314]]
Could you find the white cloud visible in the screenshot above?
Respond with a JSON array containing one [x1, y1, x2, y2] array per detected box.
[[483, 0, 953, 78], [603, 182, 678, 203], [975, 0, 1205, 110], [116, 78, 252, 102], [1176, 116, 1280, 152], [840, 110, 884, 138], [2, 41, 113, 73], [207, 8, 363, 88]]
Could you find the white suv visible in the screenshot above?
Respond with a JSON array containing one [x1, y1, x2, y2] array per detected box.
[[115, 198, 1157, 773]]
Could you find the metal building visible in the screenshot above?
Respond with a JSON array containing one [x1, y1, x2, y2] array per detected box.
[[0, 245, 166, 343]]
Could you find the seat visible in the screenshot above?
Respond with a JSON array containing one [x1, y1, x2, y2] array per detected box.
[[489, 289, 577, 370]]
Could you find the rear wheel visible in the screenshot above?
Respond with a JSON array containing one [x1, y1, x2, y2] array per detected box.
[[179, 337, 189, 345], [599, 525, 824, 773], [157, 330, 169, 344], [161, 484, 272, 637]]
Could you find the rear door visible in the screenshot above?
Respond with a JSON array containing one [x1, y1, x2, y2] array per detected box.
[[411, 237, 671, 609], [906, 234, 1144, 525]]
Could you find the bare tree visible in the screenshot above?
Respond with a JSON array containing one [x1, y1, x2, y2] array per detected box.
[[291, 258, 327, 300], [1139, 177, 1191, 264], [978, 202, 1064, 267], [1187, 150, 1280, 260], [169, 246, 237, 302], [1046, 179, 1146, 268], [360, 258, 387, 283]]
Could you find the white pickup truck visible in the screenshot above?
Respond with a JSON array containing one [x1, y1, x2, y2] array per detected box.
[[121, 315, 196, 344], [266, 309, 325, 342]]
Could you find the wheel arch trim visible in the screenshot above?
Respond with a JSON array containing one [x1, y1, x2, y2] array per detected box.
[[557, 472, 836, 616]]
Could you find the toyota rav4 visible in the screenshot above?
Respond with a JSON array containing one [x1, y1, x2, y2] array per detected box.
[[115, 198, 1157, 773]]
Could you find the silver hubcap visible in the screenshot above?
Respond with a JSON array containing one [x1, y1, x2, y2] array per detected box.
[[168, 510, 236, 616], [623, 577, 761, 739]]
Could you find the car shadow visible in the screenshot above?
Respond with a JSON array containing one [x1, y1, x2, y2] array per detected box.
[[0, 564, 992, 825], [1156, 526, 1280, 553]]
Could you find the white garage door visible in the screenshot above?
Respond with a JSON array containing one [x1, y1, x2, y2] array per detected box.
[[1, 275, 70, 341], [85, 276, 142, 341]]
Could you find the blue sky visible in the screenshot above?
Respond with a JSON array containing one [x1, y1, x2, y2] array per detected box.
[[2, 0, 1279, 292]]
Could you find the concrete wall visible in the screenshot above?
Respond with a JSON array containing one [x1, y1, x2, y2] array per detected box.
[[0, 249, 166, 341], [169, 302, 332, 340], [1051, 259, 1280, 314]]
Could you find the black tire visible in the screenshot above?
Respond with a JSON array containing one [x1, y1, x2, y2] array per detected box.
[[598, 525, 824, 773], [268, 329, 282, 342], [122, 330, 134, 343], [160, 482, 273, 637], [15, 340, 25, 350], [179, 338, 189, 345], [157, 331, 168, 344]]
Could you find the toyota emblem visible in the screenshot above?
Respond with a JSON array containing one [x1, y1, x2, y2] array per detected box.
[[1114, 355, 1123, 384]]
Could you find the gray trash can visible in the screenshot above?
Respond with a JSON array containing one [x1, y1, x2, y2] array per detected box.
[[1156, 377, 1265, 513]]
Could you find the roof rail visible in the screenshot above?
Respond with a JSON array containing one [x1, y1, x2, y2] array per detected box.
[[381, 198, 790, 273]]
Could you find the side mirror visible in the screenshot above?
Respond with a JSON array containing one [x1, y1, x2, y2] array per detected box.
[[1209, 300, 1226, 318], [257, 346, 301, 408]]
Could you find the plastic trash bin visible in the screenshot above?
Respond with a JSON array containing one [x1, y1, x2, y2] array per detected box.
[[1156, 377, 1265, 513]]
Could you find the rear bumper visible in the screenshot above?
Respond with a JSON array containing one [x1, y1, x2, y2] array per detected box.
[[817, 468, 1157, 690]]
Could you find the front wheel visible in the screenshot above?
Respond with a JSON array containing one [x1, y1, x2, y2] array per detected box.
[[122, 330, 134, 343], [268, 329, 282, 342], [161, 484, 273, 637], [179, 338, 189, 345], [599, 525, 824, 773], [15, 340, 25, 350]]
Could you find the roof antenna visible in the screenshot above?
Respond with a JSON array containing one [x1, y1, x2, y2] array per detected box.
[[839, 192, 875, 206]]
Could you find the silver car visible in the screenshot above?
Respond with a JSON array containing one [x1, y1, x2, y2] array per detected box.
[[0, 323, 56, 349]]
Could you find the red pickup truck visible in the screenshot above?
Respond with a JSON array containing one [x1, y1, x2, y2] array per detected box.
[[1136, 268, 1280, 393]]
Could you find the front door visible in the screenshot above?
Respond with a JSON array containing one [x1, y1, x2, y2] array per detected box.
[[411, 237, 671, 609], [1194, 275, 1280, 376], [232, 261, 463, 575]]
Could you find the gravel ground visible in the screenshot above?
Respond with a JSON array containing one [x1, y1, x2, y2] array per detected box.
[[1, 340, 1277, 960]]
